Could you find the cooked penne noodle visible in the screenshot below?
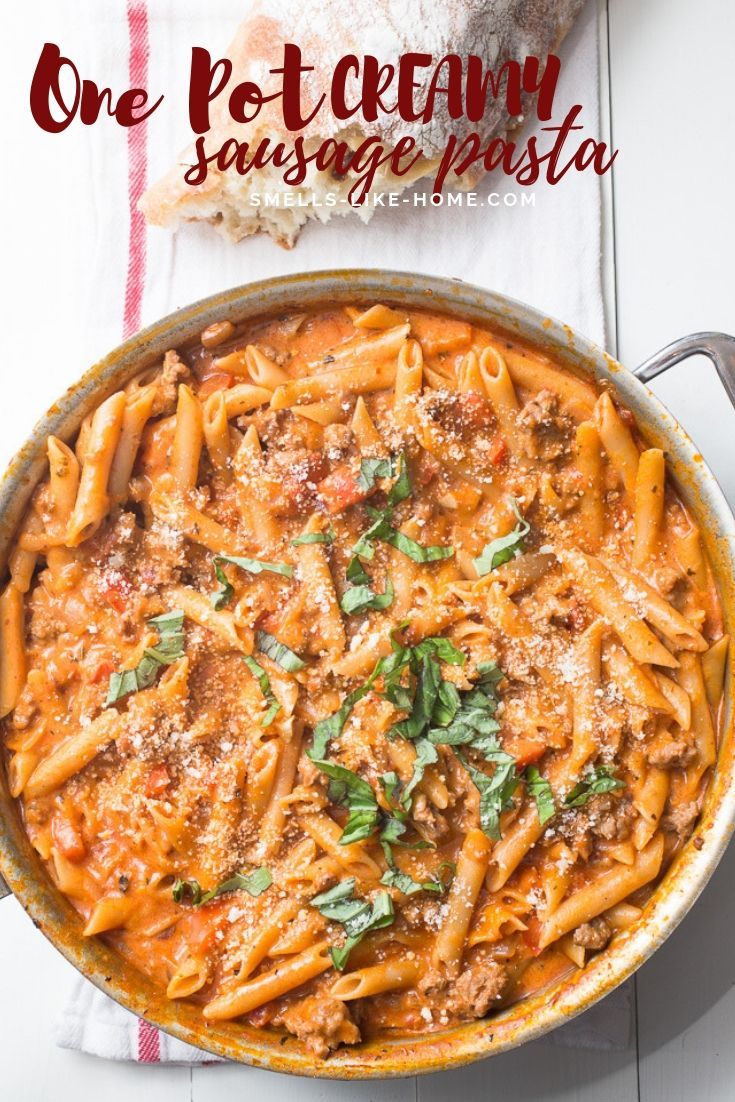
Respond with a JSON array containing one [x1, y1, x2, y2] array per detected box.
[[701, 635, 729, 708], [203, 942, 332, 1021], [432, 828, 492, 976], [66, 391, 126, 545], [0, 583, 27, 719], [562, 550, 678, 668], [393, 339, 423, 427], [538, 835, 664, 949], [574, 421, 604, 551], [108, 383, 157, 499], [593, 392, 639, 495], [633, 448, 665, 567], [330, 958, 419, 1000]]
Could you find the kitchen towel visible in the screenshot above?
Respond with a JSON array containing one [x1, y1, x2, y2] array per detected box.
[[35, 0, 626, 1064]]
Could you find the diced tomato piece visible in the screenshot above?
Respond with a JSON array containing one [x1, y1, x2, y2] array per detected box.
[[52, 815, 86, 862], [91, 660, 116, 684], [416, 452, 441, 487], [488, 436, 508, 466], [278, 452, 329, 515], [317, 465, 371, 515], [618, 406, 636, 428], [522, 914, 543, 956], [198, 372, 234, 399], [456, 391, 495, 429], [145, 764, 171, 798], [99, 571, 132, 613]]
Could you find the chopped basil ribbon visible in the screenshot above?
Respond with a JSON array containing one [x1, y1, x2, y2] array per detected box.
[[525, 766, 555, 825], [309, 761, 381, 845], [346, 555, 371, 585], [211, 553, 293, 610], [426, 661, 504, 757], [473, 498, 530, 577], [564, 765, 625, 808], [255, 630, 306, 672], [353, 507, 454, 565], [172, 867, 272, 906], [310, 879, 395, 970], [243, 655, 281, 727], [349, 453, 451, 567], [340, 575, 395, 616], [290, 525, 335, 547], [356, 452, 412, 504], [357, 456, 394, 492], [458, 749, 520, 841], [106, 610, 185, 706], [380, 863, 453, 897]]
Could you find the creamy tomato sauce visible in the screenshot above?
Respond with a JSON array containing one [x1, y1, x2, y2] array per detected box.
[[2, 303, 726, 1058]]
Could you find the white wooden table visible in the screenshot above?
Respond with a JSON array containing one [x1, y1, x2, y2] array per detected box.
[[3, 0, 735, 1097]]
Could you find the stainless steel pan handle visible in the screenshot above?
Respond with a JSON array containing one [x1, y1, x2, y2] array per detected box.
[[634, 331, 735, 408]]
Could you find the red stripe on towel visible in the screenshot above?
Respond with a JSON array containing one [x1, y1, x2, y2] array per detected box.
[[137, 1018, 161, 1063], [123, 0, 150, 338]]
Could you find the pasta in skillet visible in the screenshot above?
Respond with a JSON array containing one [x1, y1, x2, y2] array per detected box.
[[1, 303, 727, 1057]]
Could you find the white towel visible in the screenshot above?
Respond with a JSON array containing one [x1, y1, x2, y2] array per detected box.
[[14, 0, 627, 1064]]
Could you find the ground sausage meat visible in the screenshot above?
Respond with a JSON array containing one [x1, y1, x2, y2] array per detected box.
[[661, 800, 700, 839], [433, 958, 509, 1019], [270, 995, 360, 1058], [519, 389, 573, 460], [647, 737, 696, 769], [573, 916, 612, 950]]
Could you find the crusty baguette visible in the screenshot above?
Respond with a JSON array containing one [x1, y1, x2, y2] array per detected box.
[[140, 0, 585, 246]]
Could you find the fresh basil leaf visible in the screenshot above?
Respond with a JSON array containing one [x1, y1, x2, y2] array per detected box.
[[346, 555, 371, 585], [211, 553, 293, 609], [380, 867, 444, 895], [329, 890, 395, 971], [357, 456, 393, 492], [243, 655, 281, 727], [106, 609, 185, 706], [311, 881, 395, 970], [307, 681, 372, 761], [476, 660, 505, 695], [311, 761, 380, 845], [340, 576, 395, 615], [473, 498, 530, 577], [311, 878, 357, 911], [172, 877, 202, 905], [199, 867, 273, 904], [379, 771, 403, 809], [564, 765, 625, 808], [387, 453, 412, 506], [412, 637, 466, 666], [255, 630, 306, 672], [458, 751, 519, 841], [525, 766, 555, 825], [376, 521, 455, 564], [290, 525, 335, 546], [173, 868, 272, 906]]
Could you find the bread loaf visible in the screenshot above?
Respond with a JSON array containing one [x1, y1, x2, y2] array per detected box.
[[140, 0, 585, 246]]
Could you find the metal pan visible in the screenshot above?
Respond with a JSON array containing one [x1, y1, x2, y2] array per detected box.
[[0, 271, 733, 1079]]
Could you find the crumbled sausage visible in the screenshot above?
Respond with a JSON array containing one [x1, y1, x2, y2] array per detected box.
[[647, 737, 696, 769], [573, 916, 612, 950], [270, 995, 359, 1057], [448, 960, 508, 1017], [661, 800, 700, 839], [151, 351, 191, 416], [519, 389, 573, 460]]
